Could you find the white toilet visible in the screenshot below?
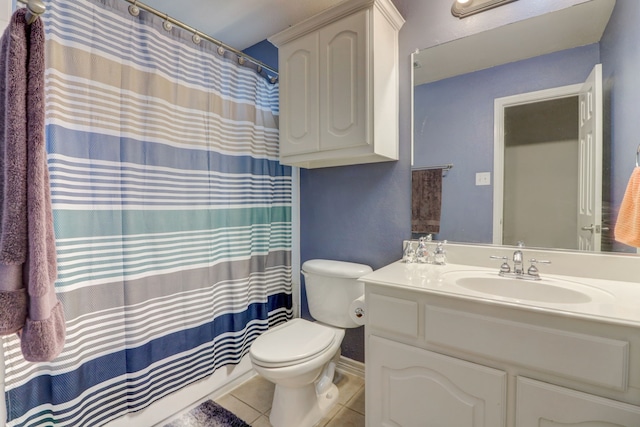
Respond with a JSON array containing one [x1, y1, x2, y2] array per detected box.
[[249, 259, 372, 427]]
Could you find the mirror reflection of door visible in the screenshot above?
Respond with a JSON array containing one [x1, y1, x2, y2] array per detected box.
[[494, 64, 603, 251], [577, 64, 603, 251]]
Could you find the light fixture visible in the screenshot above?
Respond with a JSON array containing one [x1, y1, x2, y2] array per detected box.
[[452, 0, 518, 18]]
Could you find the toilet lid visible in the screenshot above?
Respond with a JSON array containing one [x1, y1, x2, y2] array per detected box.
[[250, 319, 336, 366]]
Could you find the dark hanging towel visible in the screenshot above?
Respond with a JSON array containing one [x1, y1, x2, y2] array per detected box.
[[0, 8, 65, 362], [412, 169, 443, 234]]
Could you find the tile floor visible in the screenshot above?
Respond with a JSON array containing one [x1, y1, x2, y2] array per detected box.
[[213, 371, 365, 427]]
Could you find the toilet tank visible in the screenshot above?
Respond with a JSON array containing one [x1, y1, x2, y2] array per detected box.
[[302, 259, 372, 328]]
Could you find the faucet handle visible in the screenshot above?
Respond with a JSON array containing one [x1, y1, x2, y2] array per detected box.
[[529, 258, 551, 265], [517, 241, 525, 248], [490, 255, 510, 274], [527, 258, 551, 278]]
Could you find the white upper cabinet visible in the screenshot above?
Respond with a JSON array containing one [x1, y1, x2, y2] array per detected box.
[[269, 0, 405, 169]]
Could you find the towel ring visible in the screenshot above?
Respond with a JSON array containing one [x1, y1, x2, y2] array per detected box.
[[637, 145, 640, 167]]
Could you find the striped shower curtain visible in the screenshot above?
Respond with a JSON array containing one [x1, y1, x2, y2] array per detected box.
[[2, 0, 292, 425]]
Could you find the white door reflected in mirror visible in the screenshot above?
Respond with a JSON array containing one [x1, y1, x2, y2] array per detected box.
[[493, 64, 603, 252]]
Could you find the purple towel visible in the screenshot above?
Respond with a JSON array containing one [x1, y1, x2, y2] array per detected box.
[[0, 8, 65, 362], [412, 169, 443, 234]]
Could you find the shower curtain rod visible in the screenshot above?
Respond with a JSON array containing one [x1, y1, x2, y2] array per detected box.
[[123, 0, 278, 76], [16, 0, 45, 24], [18, 0, 279, 76]]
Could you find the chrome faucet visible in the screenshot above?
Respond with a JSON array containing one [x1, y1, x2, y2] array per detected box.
[[512, 241, 524, 275], [490, 241, 551, 281]]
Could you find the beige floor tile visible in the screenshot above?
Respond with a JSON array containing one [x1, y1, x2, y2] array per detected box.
[[251, 415, 272, 427], [324, 407, 365, 427], [230, 375, 275, 413], [345, 385, 365, 415], [215, 394, 262, 424], [206, 371, 365, 426], [315, 403, 344, 427], [334, 372, 365, 405]]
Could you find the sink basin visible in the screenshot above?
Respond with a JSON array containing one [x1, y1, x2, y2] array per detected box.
[[453, 276, 592, 304], [437, 270, 617, 305]]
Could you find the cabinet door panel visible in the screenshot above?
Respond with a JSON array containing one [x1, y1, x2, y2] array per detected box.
[[516, 377, 640, 427], [278, 32, 319, 155], [319, 10, 368, 151], [367, 335, 506, 427]]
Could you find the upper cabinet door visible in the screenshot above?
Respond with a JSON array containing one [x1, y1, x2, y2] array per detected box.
[[269, 0, 404, 168], [279, 31, 320, 156], [319, 10, 369, 152]]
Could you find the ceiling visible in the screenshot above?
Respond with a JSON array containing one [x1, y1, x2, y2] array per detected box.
[[413, 0, 615, 85], [140, 0, 346, 51]]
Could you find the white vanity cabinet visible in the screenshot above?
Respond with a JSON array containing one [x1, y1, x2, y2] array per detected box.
[[363, 282, 640, 427], [268, 0, 404, 169], [516, 377, 640, 426], [368, 335, 507, 426]]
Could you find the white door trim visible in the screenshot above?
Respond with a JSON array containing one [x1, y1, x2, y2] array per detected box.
[[493, 83, 583, 245]]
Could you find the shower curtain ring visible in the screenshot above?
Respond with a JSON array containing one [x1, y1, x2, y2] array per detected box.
[[128, 0, 140, 17], [163, 14, 172, 31], [192, 31, 201, 44]]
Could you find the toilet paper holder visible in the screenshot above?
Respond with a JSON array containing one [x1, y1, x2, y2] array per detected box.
[[349, 295, 366, 326]]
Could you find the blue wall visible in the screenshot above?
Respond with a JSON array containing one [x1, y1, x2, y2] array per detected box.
[[299, 162, 411, 361], [243, 40, 278, 73], [600, 0, 640, 253], [413, 44, 600, 244]]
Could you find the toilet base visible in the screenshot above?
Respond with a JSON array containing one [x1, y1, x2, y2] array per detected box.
[[269, 381, 339, 427]]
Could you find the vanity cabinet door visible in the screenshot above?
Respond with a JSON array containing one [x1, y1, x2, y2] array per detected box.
[[516, 377, 640, 427], [367, 335, 507, 427]]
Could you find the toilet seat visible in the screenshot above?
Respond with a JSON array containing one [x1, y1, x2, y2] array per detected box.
[[250, 319, 338, 368]]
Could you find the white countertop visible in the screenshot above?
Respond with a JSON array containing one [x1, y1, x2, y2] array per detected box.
[[360, 260, 640, 328]]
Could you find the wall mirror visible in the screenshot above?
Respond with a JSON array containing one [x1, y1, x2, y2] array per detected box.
[[412, 0, 640, 254]]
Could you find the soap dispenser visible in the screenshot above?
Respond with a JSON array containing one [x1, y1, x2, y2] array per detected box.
[[415, 235, 430, 263], [433, 240, 447, 265], [402, 241, 416, 263], [425, 234, 434, 264]]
